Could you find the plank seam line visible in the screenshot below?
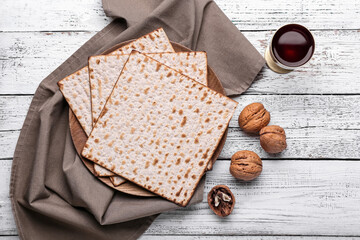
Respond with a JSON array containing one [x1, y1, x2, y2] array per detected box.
[[0, 130, 21, 133], [0, 94, 34, 97]]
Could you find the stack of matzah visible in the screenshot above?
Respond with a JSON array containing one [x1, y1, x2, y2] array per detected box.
[[58, 28, 238, 206]]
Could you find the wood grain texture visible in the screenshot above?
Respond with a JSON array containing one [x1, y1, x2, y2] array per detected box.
[[1, 160, 360, 236], [1, 95, 359, 160], [0, 97, 32, 131], [2, 95, 360, 131], [0, 0, 359, 31], [145, 160, 360, 236], [1, 30, 359, 95], [3, 126, 359, 160], [0, 161, 18, 235], [216, 0, 360, 30], [0, 131, 19, 160]]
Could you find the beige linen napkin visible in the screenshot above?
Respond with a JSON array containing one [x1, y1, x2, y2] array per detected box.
[[10, 0, 264, 239]]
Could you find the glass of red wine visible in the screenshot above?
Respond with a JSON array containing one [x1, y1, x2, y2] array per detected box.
[[265, 24, 315, 73]]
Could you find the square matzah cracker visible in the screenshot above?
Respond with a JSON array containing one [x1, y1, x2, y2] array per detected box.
[[89, 28, 174, 125], [109, 28, 174, 56], [90, 28, 175, 176], [89, 52, 207, 125], [58, 67, 92, 136], [82, 51, 238, 206]]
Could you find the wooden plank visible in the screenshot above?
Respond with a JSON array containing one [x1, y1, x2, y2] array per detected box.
[[1, 95, 359, 131], [220, 127, 360, 159], [0, 0, 111, 32], [230, 95, 360, 129], [0, 161, 18, 235], [146, 160, 360, 236], [0, 97, 32, 131], [0, 131, 19, 160], [1, 30, 359, 95], [0, 0, 359, 31], [245, 30, 360, 95], [0, 32, 96, 95], [4, 125, 360, 160], [1, 160, 360, 236], [216, 0, 360, 30], [1, 94, 359, 159]]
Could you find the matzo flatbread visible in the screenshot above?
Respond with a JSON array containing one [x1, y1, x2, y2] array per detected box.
[[58, 67, 92, 136], [89, 28, 174, 125], [109, 28, 174, 56], [89, 55, 130, 126], [149, 52, 207, 86], [89, 52, 207, 125], [110, 176, 126, 187], [89, 29, 175, 177], [94, 163, 115, 177], [82, 51, 238, 206]]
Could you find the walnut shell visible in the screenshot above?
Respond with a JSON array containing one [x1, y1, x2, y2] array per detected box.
[[207, 185, 235, 217], [260, 125, 287, 153], [238, 103, 270, 134], [230, 150, 262, 181]]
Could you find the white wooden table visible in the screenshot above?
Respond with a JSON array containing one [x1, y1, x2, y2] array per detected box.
[[1, 0, 360, 239]]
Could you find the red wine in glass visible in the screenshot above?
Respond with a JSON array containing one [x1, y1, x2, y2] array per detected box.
[[265, 24, 315, 73]]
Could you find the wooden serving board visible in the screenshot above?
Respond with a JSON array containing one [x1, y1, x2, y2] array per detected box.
[[69, 41, 228, 197]]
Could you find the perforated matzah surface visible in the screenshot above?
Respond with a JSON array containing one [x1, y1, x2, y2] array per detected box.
[[94, 163, 115, 177], [89, 28, 175, 177], [58, 67, 92, 136], [89, 55, 130, 126], [89, 52, 207, 125], [82, 51, 237, 206], [109, 28, 174, 56]]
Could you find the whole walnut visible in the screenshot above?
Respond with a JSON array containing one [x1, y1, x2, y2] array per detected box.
[[260, 125, 287, 153], [230, 150, 262, 181], [238, 103, 270, 134]]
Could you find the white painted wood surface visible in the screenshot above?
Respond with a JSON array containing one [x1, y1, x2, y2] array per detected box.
[[1, 0, 360, 239], [1, 0, 359, 31], [1, 30, 360, 95], [1, 95, 360, 160], [1, 160, 360, 237]]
